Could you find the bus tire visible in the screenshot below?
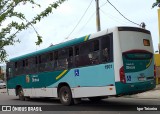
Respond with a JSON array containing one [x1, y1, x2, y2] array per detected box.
[[59, 86, 74, 105], [18, 87, 25, 101]]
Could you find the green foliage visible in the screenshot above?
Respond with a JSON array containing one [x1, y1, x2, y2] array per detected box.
[[152, 0, 160, 8], [0, 73, 4, 80], [0, 0, 67, 62]]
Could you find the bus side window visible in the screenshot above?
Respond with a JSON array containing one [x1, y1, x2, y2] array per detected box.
[[22, 59, 28, 67], [13, 62, 17, 76], [101, 35, 110, 63], [15, 61, 22, 75], [41, 54, 47, 63], [102, 48, 109, 62], [49, 52, 54, 61], [93, 40, 99, 51], [75, 46, 79, 56], [28, 57, 35, 74], [68, 47, 73, 69], [75, 46, 80, 67], [54, 51, 58, 60], [15, 62, 18, 69], [35, 56, 38, 64], [38, 54, 47, 72], [88, 40, 100, 64], [54, 51, 58, 70], [79, 42, 91, 66], [44, 52, 54, 71], [58, 49, 68, 70], [6, 62, 13, 80], [101, 34, 113, 63], [38, 55, 42, 64], [69, 47, 73, 57]]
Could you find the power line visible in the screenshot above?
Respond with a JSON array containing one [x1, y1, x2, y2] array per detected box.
[[106, 0, 140, 26], [76, 11, 96, 35], [66, 0, 94, 39], [69, 0, 141, 37], [100, 1, 108, 7], [76, 1, 108, 35], [100, 9, 129, 25]]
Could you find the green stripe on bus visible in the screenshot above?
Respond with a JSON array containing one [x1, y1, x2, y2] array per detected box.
[[84, 35, 90, 41], [56, 70, 68, 80]]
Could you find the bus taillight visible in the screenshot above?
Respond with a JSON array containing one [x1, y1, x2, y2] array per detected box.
[[119, 66, 126, 83], [154, 65, 156, 78]]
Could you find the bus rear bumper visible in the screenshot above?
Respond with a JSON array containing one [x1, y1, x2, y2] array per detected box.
[[115, 80, 156, 96]]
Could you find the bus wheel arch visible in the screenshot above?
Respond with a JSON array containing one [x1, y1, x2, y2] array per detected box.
[[57, 82, 74, 105], [57, 82, 70, 97], [15, 85, 25, 101], [15, 85, 22, 96]]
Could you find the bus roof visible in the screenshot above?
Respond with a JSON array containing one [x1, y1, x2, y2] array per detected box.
[[10, 35, 90, 62], [9, 26, 150, 62]]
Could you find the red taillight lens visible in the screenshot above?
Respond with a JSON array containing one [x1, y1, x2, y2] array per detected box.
[[119, 66, 126, 83], [154, 65, 156, 78]]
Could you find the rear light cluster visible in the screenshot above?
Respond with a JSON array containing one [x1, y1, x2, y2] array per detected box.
[[119, 66, 126, 83], [154, 65, 156, 79]]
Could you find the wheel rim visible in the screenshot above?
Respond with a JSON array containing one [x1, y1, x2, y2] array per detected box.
[[19, 91, 24, 96], [19, 90, 24, 99], [62, 90, 69, 102]]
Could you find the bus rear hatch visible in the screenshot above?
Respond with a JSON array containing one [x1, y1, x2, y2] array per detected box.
[[122, 50, 154, 83], [118, 27, 154, 84]]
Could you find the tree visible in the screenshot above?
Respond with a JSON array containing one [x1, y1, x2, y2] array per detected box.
[[0, 73, 4, 80], [152, 0, 160, 8], [0, 66, 4, 80], [0, 0, 66, 62]]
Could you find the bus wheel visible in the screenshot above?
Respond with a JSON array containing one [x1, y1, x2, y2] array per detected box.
[[18, 87, 25, 101], [59, 86, 74, 105]]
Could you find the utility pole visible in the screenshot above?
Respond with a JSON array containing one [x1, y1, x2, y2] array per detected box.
[[158, 8, 160, 53], [95, 0, 101, 32]]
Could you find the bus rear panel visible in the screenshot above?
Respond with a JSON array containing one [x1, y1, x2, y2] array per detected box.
[[115, 27, 156, 95]]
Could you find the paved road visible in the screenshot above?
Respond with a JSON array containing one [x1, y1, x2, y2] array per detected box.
[[0, 89, 160, 114]]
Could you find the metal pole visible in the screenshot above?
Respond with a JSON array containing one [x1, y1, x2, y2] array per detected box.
[[95, 0, 101, 32], [158, 8, 160, 53]]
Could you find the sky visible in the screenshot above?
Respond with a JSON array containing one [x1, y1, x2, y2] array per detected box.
[[3, 0, 160, 61]]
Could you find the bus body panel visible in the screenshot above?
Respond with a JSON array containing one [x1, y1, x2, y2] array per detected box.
[[115, 29, 156, 95], [7, 63, 116, 98], [6, 26, 156, 100], [8, 88, 58, 97], [71, 86, 116, 98], [113, 28, 123, 82], [115, 80, 155, 95], [119, 31, 153, 52]]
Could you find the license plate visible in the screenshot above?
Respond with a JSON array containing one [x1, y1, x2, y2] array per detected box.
[[138, 77, 145, 81]]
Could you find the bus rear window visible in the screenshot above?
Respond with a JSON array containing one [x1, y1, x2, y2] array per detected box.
[[143, 39, 150, 46], [123, 51, 152, 60]]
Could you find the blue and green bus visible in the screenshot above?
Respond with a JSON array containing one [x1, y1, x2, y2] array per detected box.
[[6, 26, 156, 105]]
